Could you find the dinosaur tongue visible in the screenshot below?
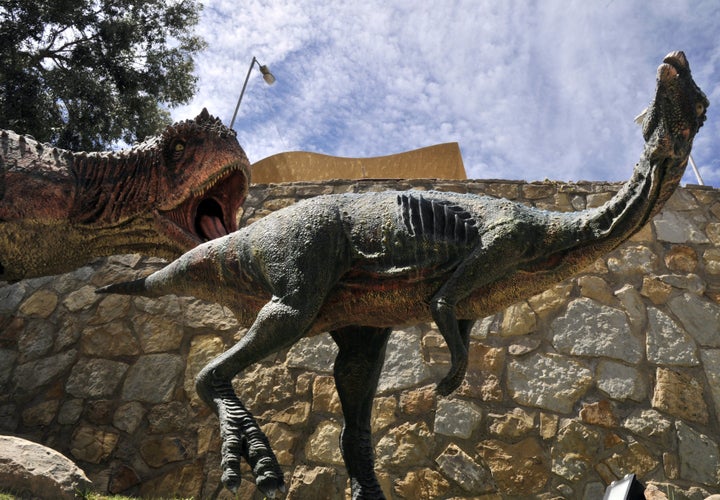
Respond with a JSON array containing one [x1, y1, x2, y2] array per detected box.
[[197, 213, 228, 240]]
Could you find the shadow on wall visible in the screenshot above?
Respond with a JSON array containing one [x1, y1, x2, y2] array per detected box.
[[250, 142, 467, 184]]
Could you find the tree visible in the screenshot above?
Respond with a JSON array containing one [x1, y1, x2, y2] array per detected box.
[[0, 0, 206, 150]]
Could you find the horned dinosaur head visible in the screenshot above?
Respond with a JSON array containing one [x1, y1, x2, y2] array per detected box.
[[641, 51, 708, 159], [153, 108, 251, 246]]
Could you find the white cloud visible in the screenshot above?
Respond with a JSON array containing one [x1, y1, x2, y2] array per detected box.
[[173, 0, 720, 186]]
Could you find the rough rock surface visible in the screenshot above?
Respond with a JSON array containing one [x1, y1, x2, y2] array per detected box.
[[0, 435, 91, 499]]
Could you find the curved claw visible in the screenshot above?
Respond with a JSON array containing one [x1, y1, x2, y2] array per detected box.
[[257, 474, 286, 498]]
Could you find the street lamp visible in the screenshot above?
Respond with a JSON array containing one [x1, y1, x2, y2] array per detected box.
[[229, 56, 276, 130]]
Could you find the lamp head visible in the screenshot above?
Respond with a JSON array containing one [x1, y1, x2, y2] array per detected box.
[[260, 65, 276, 85]]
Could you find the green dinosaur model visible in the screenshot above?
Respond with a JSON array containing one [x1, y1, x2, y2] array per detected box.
[[99, 52, 707, 499], [0, 109, 250, 281]]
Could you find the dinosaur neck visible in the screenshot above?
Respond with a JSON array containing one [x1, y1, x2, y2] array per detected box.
[[70, 140, 161, 224]]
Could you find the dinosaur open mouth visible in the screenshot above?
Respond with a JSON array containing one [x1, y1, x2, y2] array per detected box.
[[160, 164, 248, 246]]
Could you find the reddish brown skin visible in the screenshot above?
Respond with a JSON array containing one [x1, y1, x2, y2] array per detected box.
[[0, 109, 250, 281]]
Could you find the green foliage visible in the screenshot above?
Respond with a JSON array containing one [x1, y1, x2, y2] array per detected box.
[[0, 0, 206, 150]]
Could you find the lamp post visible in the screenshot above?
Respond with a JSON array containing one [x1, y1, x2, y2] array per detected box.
[[229, 56, 276, 130]]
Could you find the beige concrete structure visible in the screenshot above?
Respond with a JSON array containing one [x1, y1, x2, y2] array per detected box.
[[250, 142, 466, 183]]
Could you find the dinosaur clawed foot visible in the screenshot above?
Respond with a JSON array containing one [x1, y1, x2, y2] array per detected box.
[[436, 356, 468, 396], [253, 456, 286, 498]]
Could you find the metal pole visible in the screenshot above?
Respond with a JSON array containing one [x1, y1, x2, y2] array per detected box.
[[229, 57, 258, 130], [688, 154, 704, 185]]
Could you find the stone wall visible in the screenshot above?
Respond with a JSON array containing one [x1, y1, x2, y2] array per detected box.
[[2, 178, 720, 499]]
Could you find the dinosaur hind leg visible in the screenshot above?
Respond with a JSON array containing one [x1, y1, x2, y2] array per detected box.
[[196, 296, 323, 497], [331, 326, 391, 500]]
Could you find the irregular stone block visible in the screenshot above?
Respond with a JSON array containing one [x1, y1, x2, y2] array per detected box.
[[139, 460, 203, 499], [121, 353, 183, 403], [477, 437, 548, 495], [19, 289, 58, 318], [435, 443, 494, 493], [378, 327, 432, 393], [603, 440, 658, 478], [701, 350, 720, 419], [286, 466, 342, 500], [664, 245, 698, 273], [654, 210, 709, 244], [507, 352, 593, 413], [614, 284, 647, 334], [140, 436, 192, 467], [434, 398, 482, 439], [394, 468, 450, 500], [233, 364, 294, 408], [607, 245, 659, 274], [578, 275, 614, 305], [646, 307, 699, 366], [70, 425, 119, 464], [113, 402, 145, 434], [487, 408, 535, 439], [305, 420, 343, 466], [66, 358, 129, 398], [551, 420, 602, 481], [312, 375, 341, 414], [62, 285, 98, 312], [527, 282, 573, 320], [132, 313, 184, 353], [376, 421, 433, 468], [596, 360, 647, 402], [668, 293, 720, 347], [18, 319, 54, 362], [286, 333, 337, 373], [0, 435, 91, 500], [182, 299, 238, 330], [579, 400, 618, 428], [81, 322, 140, 357], [500, 301, 536, 336], [88, 294, 130, 325], [652, 368, 708, 424], [371, 396, 397, 433], [551, 298, 642, 362], [676, 421, 720, 486], [184, 334, 225, 405], [622, 409, 673, 448]]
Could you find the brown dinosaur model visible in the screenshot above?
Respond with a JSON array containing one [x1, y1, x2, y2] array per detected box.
[[99, 52, 707, 499], [0, 109, 249, 282]]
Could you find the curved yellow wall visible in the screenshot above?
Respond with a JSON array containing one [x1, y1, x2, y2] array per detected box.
[[250, 142, 466, 184]]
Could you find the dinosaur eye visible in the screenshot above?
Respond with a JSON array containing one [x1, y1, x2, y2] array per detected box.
[[696, 102, 705, 117], [170, 140, 186, 162]]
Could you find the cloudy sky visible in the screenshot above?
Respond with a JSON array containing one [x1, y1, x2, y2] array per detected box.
[[172, 0, 720, 187]]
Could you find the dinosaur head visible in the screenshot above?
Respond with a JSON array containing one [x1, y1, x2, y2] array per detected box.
[[154, 109, 251, 246], [641, 51, 708, 157]]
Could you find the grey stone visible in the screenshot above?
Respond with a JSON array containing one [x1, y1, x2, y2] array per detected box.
[[646, 307, 699, 366], [0, 435, 91, 499], [13, 350, 77, 392], [435, 443, 494, 493], [0, 348, 17, 386], [551, 298, 642, 362], [701, 350, 720, 419], [658, 273, 705, 294], [286, 333, 338, 373], [596, 360, 647, 402], [614, 284, 647, 334], [378, 326, 432, 393], [507, 353, 593, 413], [607, 245, 659, 275], [62, 285, 99, 312], [551, 420, 602, 480], [18, 320, 55, 362], [0, 282, 26, 314], [121, 353, 184, 403], [66, 358, 129, 398], [113, 402, 146, 434], [676, 421, 720, 486], [654, 210, 709, 244], [622, 409, 673, 448], [57, 399, 84, 425], [434, 399, 482, 439], [668, 293, 720, 347]]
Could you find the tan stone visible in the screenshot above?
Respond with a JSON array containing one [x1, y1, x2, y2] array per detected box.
[[89, 294, 131, 325], [586, 191, 613, 208], [706, 222, 720, 246], [527, 283, 573, 320], [665, 245, 698, 273], [312, 375, 341, 415], [19, 289, 58, 318], [540, 413, 558, 440], [663, 452, 679, 480], [422, 330, 450, 366], [305, 420, 344, 465], [400, 385, 436, 415], [394, 468, 450, 499], [132, 313, 184, 353], [22, 399, 59, 427], [704, 248, 720, 274], [651, 368, 709, 424], [371, 396, 397, 433], [486, 182, 519, 200], [500, 301, 536, 336], [478, 438, 549, 495], [522, 183, 556, 200], [261, 422, 298, 465], [286, 465, 342, 500], [272, 402, 311, 427], [644, 483, 670, 500], [603, 440, 659, 478], [70, 425, 119, 464], [140, 436, 192, 468], [467, 342, 505, 375], [607, 245, 659, 275], [108, 464, 140, 494], [640, 276, 672, 305], [456, 372, 503, 402], [579, 400, 618, 428], [578, 275, 615, 305], [63, 285, 99, 312], [81, 322, 140, 357], [487, 408, 536, 439], [628, 222, 654, 242], [184, 335, 226, 405], [233, 364, 294, 408], [139, 460, 203, 499], [376, 421, 434, 468]]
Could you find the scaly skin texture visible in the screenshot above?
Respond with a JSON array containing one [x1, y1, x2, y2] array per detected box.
[[99, 52, 707, 499], [0, 109, 250, 281]]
